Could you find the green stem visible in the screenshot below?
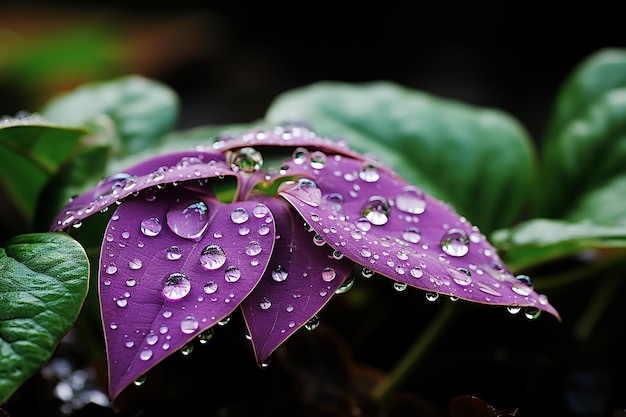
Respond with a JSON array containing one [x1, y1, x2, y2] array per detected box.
[[372, 301, 457, 401]]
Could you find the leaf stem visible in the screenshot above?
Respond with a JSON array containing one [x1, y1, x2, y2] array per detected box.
[[372, 301, 457, 401]]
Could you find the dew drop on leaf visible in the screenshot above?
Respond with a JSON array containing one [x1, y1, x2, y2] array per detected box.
[[304, 315, 320, 331], [224, 265, 241, 282], [292, 147, 308, 164], [140, 217, 162, 237], [359, 161, 380, 183], [128, 258, 143, 270], [362, 196, 391, 226], [271, 265, 289, 282], [180, 315, 199, 334], [229, 147, 263, 173], [230, 207, 249, 224], [162, 272, 191, 301], [199, 244, 227, 270], [309, 150, 327, 169], [166, 200, 209, 239], [259, 297, 272, 310], [166, 245, 182, 260], [395, 186, 427, 214], [401, 226, 422, 244], [203, 280, 218, 294], [321, 267, 336, 282], [440, 228, 470, 257], [279, 178, 322, 207], [245, 240, 262, 256]]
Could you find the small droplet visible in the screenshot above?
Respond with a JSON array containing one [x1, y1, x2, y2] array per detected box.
[[162, 272, 191, 301], [335, 275, 355, 294], [362, 196, 391, 226], [507, 304, 522, 315], [313, 234, 326, 247], [393, 282, 407, 292], [252, 204, 269, 218], [204, 281, 218, 294], [259, 297, 272, 310], [224, 265, 241, 282], [200, 245, 227, 270], [167, 200, 210, 240], [524, 307, 541, 320], [402, 227, 422, 244], [440, 228, 470, 257], [258, 224, 270, 236], [359, 161, 380, 183], [166, 246, 182, 260], [396, 186, 427, 214], [271, 265, 289, 282], [105, 263, 118, 275], [321, 267, 336, 282], [362, 267, 375, 278], [140, 217, 162, 237], [309, 150, 327, 169], [230, 207, 249, 224], [94, 173, 135, 199], [425, 292, 439, 302], [139, 349, 153, 361], [304, 315, 320, 331], [198, 328, 214, 344], [245, 240, 262, 256], [292, 147, 308, 164], [230, 147, 263, 173], [128, 258, 143, 270]]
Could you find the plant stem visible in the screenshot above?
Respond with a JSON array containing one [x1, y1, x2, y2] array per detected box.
[[372, 301, 457, 401]]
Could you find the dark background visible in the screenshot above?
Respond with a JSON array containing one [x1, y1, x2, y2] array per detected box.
[[1, 3, 625, 417]]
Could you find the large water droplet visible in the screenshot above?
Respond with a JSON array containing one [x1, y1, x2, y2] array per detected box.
[[440, 228, 470, 257], [279, 178, 322, 207], [292, 147, 308, 164], [401, 227, 422, 244], [167, 200, 209, 240], [230, 147, 263, 173], [204, 280, 218, 294], [245, 240, 262, 256], [259, 297, 272, 310], [309, 151, 327, 169], [305, 315, 320, 331], [180, 315, 199, 334], [359, 161, 380, 183], [199, 245, 227, 270], [362, 196, 391, 226], [230, 207, 249, 224], [321, 267, 336, 282], [271, 265, 289, 282], [224, 265, 241, 282], [166, 246, 182, 260], [128, 258, 143, 270], [162, 272, 191, 301], [396, 186, 427, 214], [140, 217, 163, 236]]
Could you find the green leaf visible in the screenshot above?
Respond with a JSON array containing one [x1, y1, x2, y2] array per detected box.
[[265, 81, 535, 234], [0, 232, 89, 404], [41, 75, 179, 156], [492, 218, 626, 272], [534, 48, 626, 219], [0, 123, 85, 231]]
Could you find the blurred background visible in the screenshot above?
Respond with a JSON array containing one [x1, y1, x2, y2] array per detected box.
[[1, 1, 622, 141]]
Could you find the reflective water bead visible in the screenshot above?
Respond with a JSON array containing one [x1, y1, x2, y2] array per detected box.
[[515, 274, 533, 287], [440, 228, 470, 257], [335, 275, 355, 294], [140, 217, 162, 236], [304, 315, 320, 331], [94, 173, 135, 199], [271, 265, 289, 282], [162, 272, 191, 301], [167, 200, 210, 239], [322, 193, 344, 212], [230, 147, 263, 173], [507, 304, 522, 315], [292, 147, 308, 164], [356, 217, 372, 232], [309, 150, 327, 169], [230, 207, 249, 224], [361, 196, 391, 226], [425, 292, 439, 302], [402, 227, 422, 244], [198, 328, 214, 344], [524, 307, 541, 320], [259, 297, 272, 310], [278, 178, 322, 207], [128, 258, 143, 270], [199, 245, 227, 270], [203, 280, 218, 294], [393, 282, 408, 292], [396, 186, 427, 214], [321, 267, 336, 282], [410, 266, 423, 278], [258, 223, 270, 236], [224, 265, 241, 282], [245, 241, 262, 256], [362, 267, 375, 278], [180, 315, 199, 334], [166, 246, 183, 260], [252, 204, 269, 218], [105, 263, 118, 275], [359, 161, 380, 183]]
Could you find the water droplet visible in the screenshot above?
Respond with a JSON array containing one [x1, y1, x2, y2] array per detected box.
[[393, 282, 408, 292], [162, 272, 191, 301], [507, 304, 521, 315], [223, 265, 241, 283], [180, 342, 194, 356], [139, 349, 153, 361], [359, 161, 380, 182], [304, 315, 320, 331], [440, 228, 470, 257], [450, 267, 472, 285], [180, 315, 199, 334], [278, 178, 322, 207], [204, 280, 218, 294], [252, 204, 269, 218], [396, 186, 427, 214], [126, 277, 136, 287], [95, 173, 134, 199], [167, 200, 209, 240], [313, 234, 326, 247], [292, 147, 308, 164], [309, 151, 327, 169], [116, 298, 128, 307], [128, 258, 143, 270], [362, 267, 375, 278], [425, 292, 439, 302], [401, 227, 422, 244], [271, 265, 289, 282], [105, 263, 118, 275], [199, 245, 227, 270], [259, 297, 272, 310], [515, 274, 533, 287], [166, 246, 182, 260], [133, 375, 146, 386], [230, 207, 249, 224], [362, 196, 391, 226], [332, 250, 344, 260], [335, 275, 355, 294], [198, 328, 214, 344], [321, 267, 336, 282], [524, 307, 541, 320], [245, 240, 262, 256], [258, 224, 270, 236], [139, 217, 162, 237], [230, 147, 263, 173], [322, 193, 344, 212]]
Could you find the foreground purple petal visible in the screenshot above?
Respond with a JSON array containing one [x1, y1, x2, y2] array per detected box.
[[100, 187, 276, 399], [278, 154, 560, 320], [51, 150, 233, 231], [241, 196, 354, 364]]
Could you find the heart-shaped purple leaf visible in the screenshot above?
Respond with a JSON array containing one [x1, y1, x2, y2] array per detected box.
[[278, 153, 560, 320], [100, 186, 276, 399], [50, 150, 233, 231], [241, 196, 354, 364]]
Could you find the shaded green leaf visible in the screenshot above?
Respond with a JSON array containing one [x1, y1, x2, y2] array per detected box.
[[0, 233, 89, 404], [42, 75, 179, 156], [266, 81, 534, 233], [534, 48, 626, 219], [492, 218, 626, 272]]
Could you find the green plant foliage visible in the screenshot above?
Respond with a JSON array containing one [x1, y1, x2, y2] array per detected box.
[[0, 233, 89, 404], [266, 81, 535, 234]]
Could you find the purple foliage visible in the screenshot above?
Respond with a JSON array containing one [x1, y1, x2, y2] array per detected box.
[[51, 124, 559, 400]]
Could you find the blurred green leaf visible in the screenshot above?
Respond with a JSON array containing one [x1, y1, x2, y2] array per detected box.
[[266, 81, 535, 233], [0, 232, 89, 404], [42, 75, 179, 156], [534, 48, 626, 219], [0, 123, 85, 231], [492, 218, 626, 271]]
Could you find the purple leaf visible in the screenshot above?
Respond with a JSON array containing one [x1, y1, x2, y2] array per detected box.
[[99, 186, 276, 399], [51, 150, 233, 231], [278, 153, 560, 320], [241, 196, 354, 364]]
